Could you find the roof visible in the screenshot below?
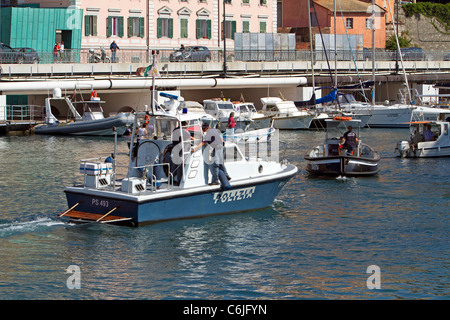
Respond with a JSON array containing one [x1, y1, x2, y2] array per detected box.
[[314, 0, 385, 13]]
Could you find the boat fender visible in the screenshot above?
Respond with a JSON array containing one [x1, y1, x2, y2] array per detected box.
[[333, 116, 352, 121]]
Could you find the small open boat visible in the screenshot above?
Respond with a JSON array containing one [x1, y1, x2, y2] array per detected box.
[[304, 118, 380, 176], [395, 120, 450, 158]]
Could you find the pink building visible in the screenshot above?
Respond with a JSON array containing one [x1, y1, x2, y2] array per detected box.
[[22, 0, 278, 50]]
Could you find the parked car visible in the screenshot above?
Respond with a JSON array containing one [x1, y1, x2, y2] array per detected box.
[[14, 47, 40, 64], [0, 43, 18, 63], [0, 43, 40, 64], [400, 47, 426, 61], [444, 53, 450, 61], [169, 46, 211, 62]]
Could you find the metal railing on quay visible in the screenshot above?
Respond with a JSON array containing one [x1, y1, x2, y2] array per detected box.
[[4, 105, 43, 122], [3, 48, 448, 65]]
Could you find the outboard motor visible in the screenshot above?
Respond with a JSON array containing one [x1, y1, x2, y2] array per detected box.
[[395, 141, 411, 157]]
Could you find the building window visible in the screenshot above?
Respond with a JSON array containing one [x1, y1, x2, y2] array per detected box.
[[157, 17, 173, 38], [223, 20, 236, 39], [196, 19, 211, 39], [243, 0, 250, 3], [225, 0, 232, 4], [128, 17, 145, 37], [260, 0, 266, 5], [365, 18, 373, 29], [259, 21, 266, 33], [346, 18, 353, 29], [107, 16, 124, 37], [242, 20, 250, 33], [85, 15, 97, 36], [180, 18, 188, 38]]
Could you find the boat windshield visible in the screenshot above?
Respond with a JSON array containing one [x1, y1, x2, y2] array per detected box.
[[217, 103, 234, 110], [338, 94, 357, 104], [325, 120, 361, 140]]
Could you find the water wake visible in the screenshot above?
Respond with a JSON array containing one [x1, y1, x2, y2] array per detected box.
[[0, 217, 66, 236]]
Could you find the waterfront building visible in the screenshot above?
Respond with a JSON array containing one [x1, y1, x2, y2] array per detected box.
[[1, 0, 278, 51], [280, 0, 386, 49]]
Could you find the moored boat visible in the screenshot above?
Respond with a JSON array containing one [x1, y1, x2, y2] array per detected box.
[[304, 119, 380, 176], [34, 88, 134, 136], [260, 97, 314, 130]]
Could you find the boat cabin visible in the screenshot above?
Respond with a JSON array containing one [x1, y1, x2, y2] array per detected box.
[[260, 97, 300, 116], [203, 99, 236, 120]]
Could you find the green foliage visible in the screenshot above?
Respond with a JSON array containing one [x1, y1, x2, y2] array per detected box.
[[403, 2, 450, 31], [385, 33, 412, 50]]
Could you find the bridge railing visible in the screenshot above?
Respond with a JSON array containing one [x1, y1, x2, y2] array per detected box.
[[5, 48, 450, 65], [2, 105, 43, 122]]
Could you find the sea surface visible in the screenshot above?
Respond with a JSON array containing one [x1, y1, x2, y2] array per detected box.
[[0, 129, 448, 300]]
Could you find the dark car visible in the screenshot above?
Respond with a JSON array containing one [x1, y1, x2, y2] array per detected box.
[[0, 43, 39, 64], [400, 47, 426, 61], [444, 53, 450, 61], [15, 47, 40, 64], [169, 46, 211, 62], [0, 43, 19, 63]]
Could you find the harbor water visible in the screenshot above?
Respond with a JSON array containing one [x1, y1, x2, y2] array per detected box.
[[0, 129, 448, 300]]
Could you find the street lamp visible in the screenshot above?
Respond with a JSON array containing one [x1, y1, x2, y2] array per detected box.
[[222, 0, 227, 77]]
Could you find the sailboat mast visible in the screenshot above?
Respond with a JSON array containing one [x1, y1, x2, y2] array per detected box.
[[372, 0, 376, 105], [308, 0, 315, 94]]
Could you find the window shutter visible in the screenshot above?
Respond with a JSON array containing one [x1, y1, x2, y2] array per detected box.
[[181, 19, 188, 38], [139, 17, 145, 38], [107, 16, 112, 37], [85, 15, 90, 36], [168, 18, 173, 38], [232, 21, 236, 39], [207, 20, 211, 39], [157, 18, 162, 38], [196, 20, 201, 39], [93, 16, 97, 36], [118, 16, 124, 37], [128, 17, 133, 37]]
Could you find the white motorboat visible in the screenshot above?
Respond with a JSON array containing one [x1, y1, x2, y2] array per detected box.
[[34, 88, 134, 136], [203, 98, 252, 132], [260, 97, 315, 130], [232, 101, 272, 130], [58, 111, 297, 226], [395, 120, 450, 158]]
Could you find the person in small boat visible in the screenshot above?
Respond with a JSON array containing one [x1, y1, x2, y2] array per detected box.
[[340, 126, 358, 155], [423, 124, 435, 141]]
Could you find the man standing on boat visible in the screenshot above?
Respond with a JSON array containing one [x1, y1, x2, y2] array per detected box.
[[340, 126, 358, 155], [192, 124, 231, 189]]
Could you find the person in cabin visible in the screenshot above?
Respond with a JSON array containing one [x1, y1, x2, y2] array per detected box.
[[423, 124, 435, 141]]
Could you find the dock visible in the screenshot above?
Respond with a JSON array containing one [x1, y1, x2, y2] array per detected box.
[[0, 105, 43, 135]]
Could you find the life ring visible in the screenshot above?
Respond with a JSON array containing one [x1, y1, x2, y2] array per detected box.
[[145, 114, 150, 125], [334, 116, 352, 121], [90, 90, 97, 98]]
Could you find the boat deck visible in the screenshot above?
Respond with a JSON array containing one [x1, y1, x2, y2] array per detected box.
[[57, 209, 132, 224]]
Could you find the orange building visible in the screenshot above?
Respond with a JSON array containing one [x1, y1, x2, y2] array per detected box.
[[280, 0, 386, 49]]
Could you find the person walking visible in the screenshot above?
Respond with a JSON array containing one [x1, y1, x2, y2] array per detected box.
[[53, 42, 60, 63], [110, 40, 119, 63]]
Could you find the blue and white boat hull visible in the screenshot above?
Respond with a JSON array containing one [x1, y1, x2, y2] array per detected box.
[[63, 164, 297, 226]]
